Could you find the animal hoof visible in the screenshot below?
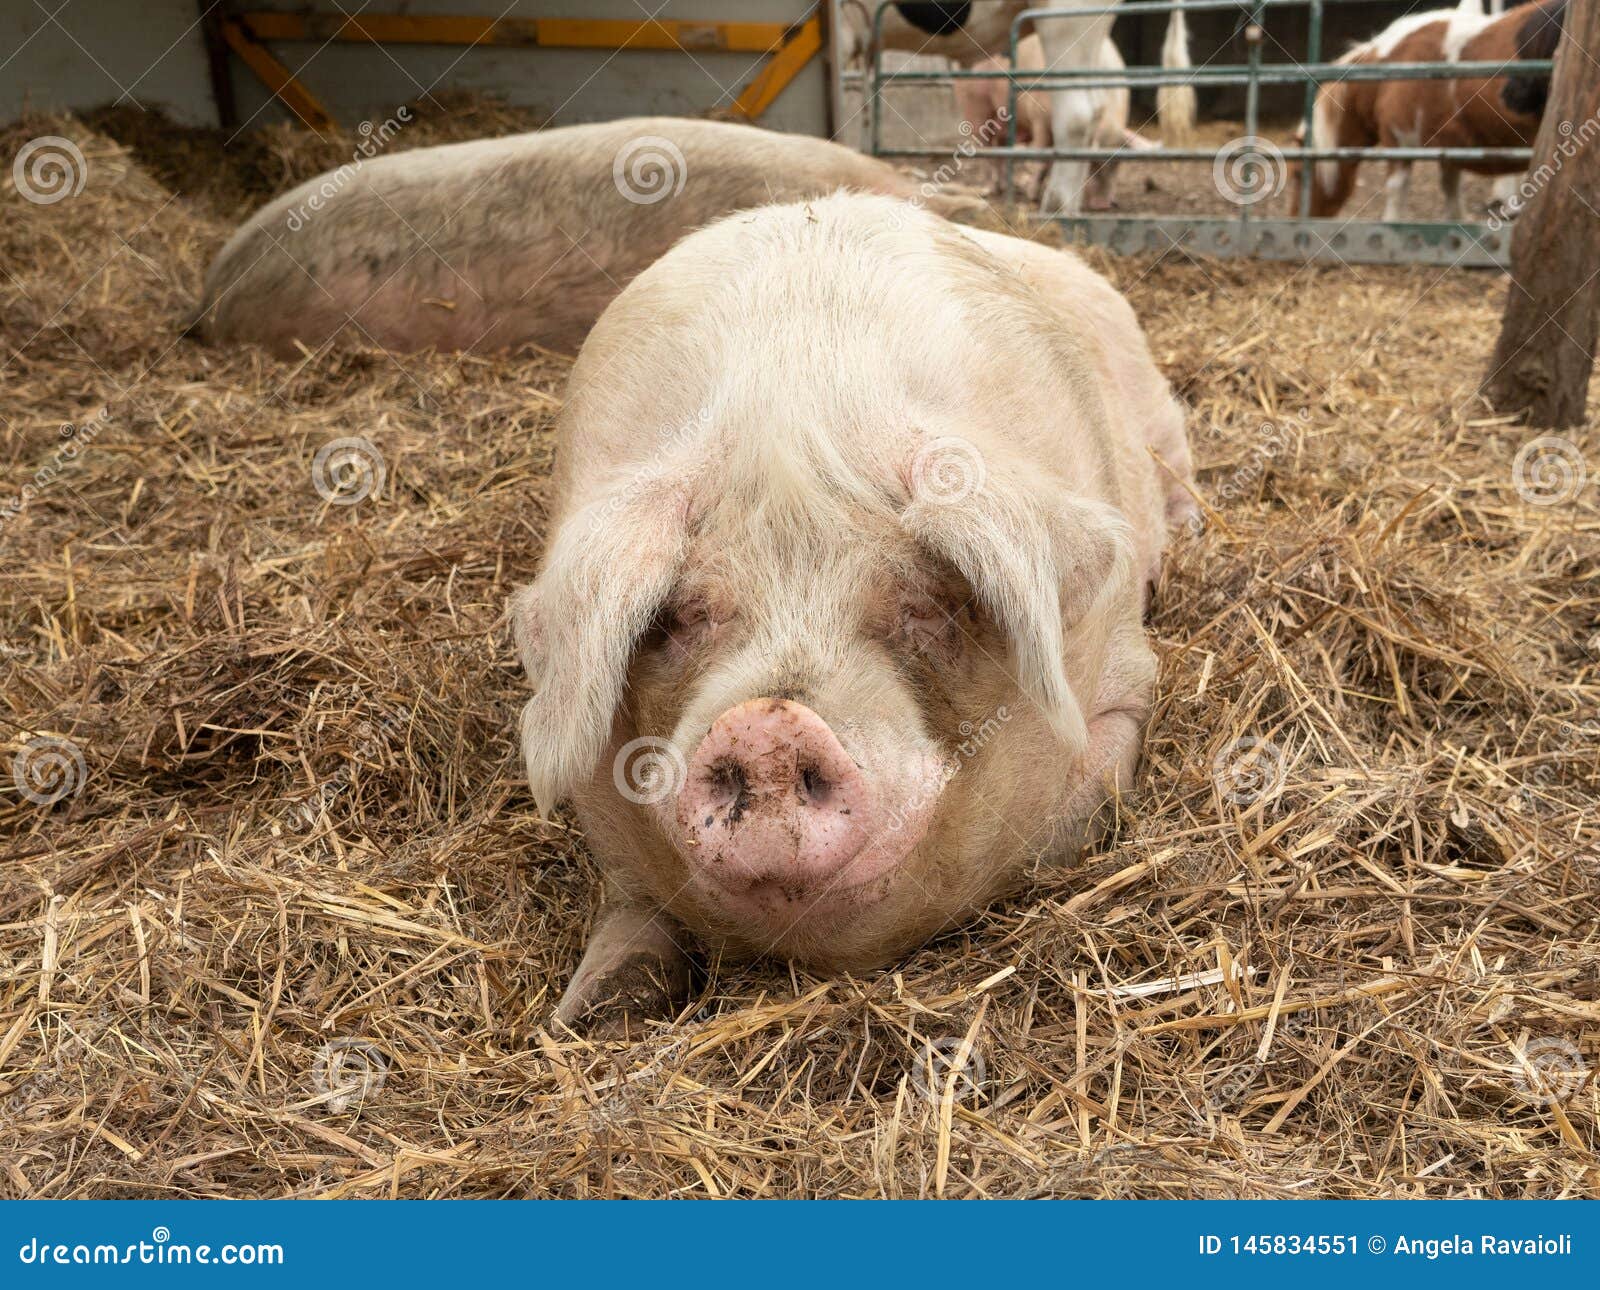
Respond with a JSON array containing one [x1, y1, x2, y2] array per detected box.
[[553, 950, 696, 1040]]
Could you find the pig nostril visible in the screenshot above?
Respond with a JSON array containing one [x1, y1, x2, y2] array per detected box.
[[799, 764, 832, 806], [705, 761, 746, 805]]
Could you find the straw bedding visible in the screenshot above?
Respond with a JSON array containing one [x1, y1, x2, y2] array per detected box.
[[1, 102, 1595, 1199]]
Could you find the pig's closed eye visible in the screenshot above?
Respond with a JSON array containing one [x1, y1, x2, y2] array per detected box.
[[671, 602, 710, 633], [657, 600, 720, 656], [899, 595, 959, 649]]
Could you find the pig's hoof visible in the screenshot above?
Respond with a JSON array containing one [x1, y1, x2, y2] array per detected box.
[[553, 950, 696, 1040]]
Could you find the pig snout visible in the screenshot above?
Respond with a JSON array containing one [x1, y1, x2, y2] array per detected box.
[[675, 699, 932, 908]]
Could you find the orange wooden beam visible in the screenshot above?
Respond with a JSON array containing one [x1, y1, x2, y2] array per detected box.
[[238, 13, 796, 55], [728, 16, 823, 120], [220, 18, 337, 134], [227, 12, 823, 130]]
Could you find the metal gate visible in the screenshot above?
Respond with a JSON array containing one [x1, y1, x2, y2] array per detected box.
[[864, 0, 1554, 266]]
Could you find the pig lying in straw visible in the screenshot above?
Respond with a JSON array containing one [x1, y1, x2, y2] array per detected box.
[[193, 116, 984, 358], [513, 194, 1196, 1030]]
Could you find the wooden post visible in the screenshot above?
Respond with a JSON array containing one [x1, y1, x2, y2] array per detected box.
[[198, 0, 238, 131], [1482, 0, 1600, 427]]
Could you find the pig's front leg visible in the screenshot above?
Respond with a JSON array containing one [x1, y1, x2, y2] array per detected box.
[[1059, 705, 1144, 836], [553, 901, 696, 1038], [1054, 639, 1151, 855]]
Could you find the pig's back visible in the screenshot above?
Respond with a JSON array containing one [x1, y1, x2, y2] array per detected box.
[[196, 118, 948, 355], [956, 227, 1194, 576], [551, 196, 1184, 555]]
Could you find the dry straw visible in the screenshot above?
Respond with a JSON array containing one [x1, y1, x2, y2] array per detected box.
[[1, 101, 1595, 1199]]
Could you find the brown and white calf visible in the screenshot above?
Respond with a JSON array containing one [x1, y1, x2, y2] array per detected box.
[[953, 34, 1156, 208], [1294, 0, 1556, 220], [512, 193, 1195, 1031], [194, 116, 982, 357], [838, 1, 1194, 214]]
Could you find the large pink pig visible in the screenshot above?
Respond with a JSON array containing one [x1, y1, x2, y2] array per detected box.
[[512, 194, 1195, 1031], [194, 116, 982, 357]]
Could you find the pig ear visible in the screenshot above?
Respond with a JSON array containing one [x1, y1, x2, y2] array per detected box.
[[901, 470, 1132, 760], [512, 486, 688, 816]]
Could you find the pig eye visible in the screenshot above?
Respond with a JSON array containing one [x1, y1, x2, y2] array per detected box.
[[656, 600, 719, 657], [670, 601, 711, 633], [898, 592, 962, 651]]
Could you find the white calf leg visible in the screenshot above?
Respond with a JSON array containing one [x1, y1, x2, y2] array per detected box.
[[1039, 88, 1099, 215], [1490, 174, 1524, 219], [1382, 163, 1413, 220], [1032, 14, 1115, 217], [1440, 165, 1465, 221]]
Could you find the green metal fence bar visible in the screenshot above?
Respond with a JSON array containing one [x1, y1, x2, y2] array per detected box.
[[874, 61, 1556, 87], [874, 145, 1534, 162], [1300, 0, 1323, 216], [1241, 3, 1265, 231]]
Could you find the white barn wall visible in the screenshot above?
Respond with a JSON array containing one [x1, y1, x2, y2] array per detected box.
[[0, 1, 829, 136], [231, 1, 828, 135], [1, 0, 216, 125]]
